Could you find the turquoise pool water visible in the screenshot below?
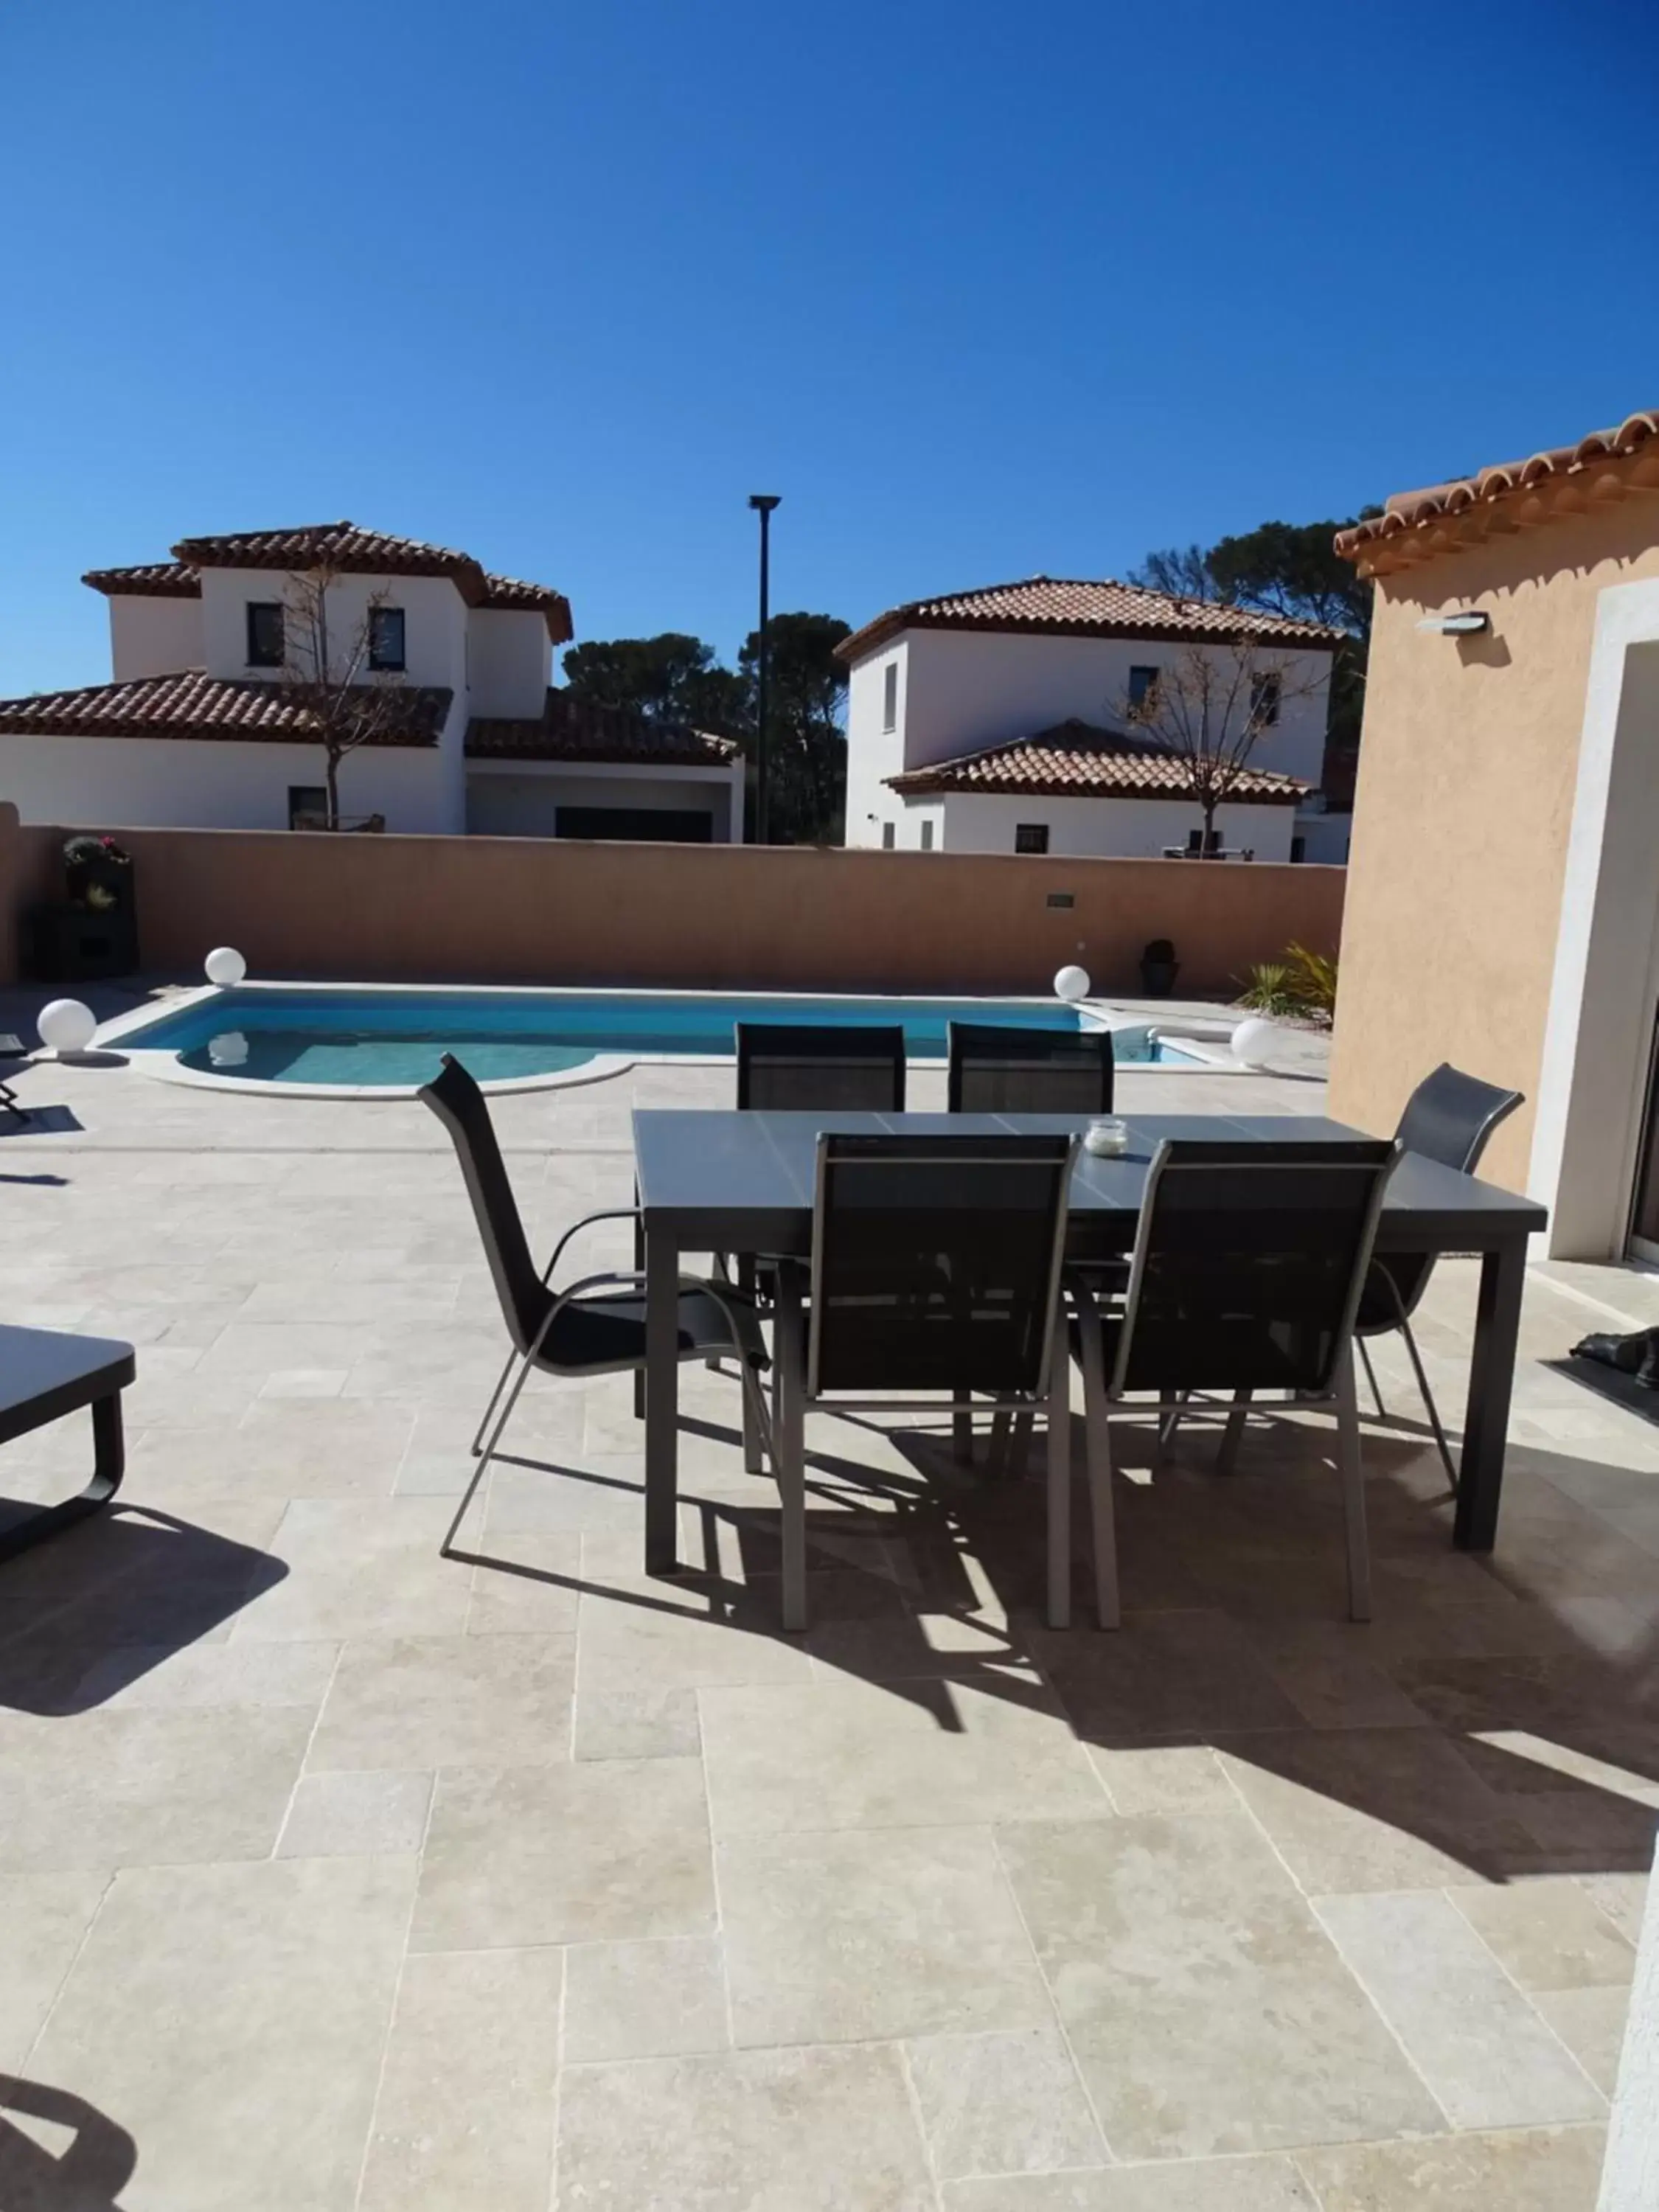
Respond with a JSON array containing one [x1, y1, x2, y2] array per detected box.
[[119, 988, 1199, 1088]]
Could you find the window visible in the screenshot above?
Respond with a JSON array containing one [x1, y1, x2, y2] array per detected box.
[[1015, 824, 1049, 855], [919, 820, 934, 851], [1290, 835, 1307, 863], [369, 607, 406, 672], [1250, 672, 1282, 726], [1186, 827, 1222, 856], [246, 602, 285, 667], [1127, 664, 1160, 712], [288, 785, 328, 830], [881, 822, 896, 850], [882, 661, 899, 733]]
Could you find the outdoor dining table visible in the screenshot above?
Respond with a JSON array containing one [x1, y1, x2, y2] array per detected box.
[[631, 1109, 1549, 1582]]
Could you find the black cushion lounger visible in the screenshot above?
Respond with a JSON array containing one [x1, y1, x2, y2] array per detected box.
[[0, 1325, 135, 1562]]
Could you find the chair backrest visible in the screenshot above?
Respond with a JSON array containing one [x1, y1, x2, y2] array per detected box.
[[418, 1054, 548, 1355], [735, 1022, 907, 1111], [807, 1131, 1076, 1397], [947, 1021, 1114, 1115], [1113, 1138, 1400, 1398], [1395, 1062, 1524, 1175]]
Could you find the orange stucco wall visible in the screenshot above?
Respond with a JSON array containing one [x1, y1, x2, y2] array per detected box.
[[0, 807, 1342, 998], [1329, 497, 1659, 1190]]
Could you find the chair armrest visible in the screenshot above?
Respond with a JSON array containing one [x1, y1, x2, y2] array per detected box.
[[538, 1208, 641, 1289]]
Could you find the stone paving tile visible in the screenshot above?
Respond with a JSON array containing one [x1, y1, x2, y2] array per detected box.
[[997, 1808, 1442, 2159], [0, 1868, 108, 2071], [905, 2025, 1107, 2180], [1446, 1874, 1638, 1991], [1295, 2123, 1607, 2210], [943, 2158, 1320, 2208], [307, 1631, 574, 1770], [563, 1934, 730, 2062], [276, 1767, 434, 1857], [554, 2044, 936, 2211], [573, 1684, 702, 1760]]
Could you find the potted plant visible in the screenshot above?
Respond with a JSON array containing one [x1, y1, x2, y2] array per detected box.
[[1139, 937, 1180, 997], [63, 833, 132, 913]]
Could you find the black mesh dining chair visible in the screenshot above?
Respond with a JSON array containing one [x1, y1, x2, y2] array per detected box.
[[946, 1022, 1114, 1115], [1354, 1062, 1524, 1491], [1071, 1137, 1400, 1628], [735, 1022, 907, 1111], [765, 1130, 1079, 1630], [420, 1054, 770, 1559]]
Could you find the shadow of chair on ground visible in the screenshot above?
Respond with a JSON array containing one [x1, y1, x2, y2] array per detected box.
[[0, 1505, 288, 1717], [0, 2076, 137, 2211]]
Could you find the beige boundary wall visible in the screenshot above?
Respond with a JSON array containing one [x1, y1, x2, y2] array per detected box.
[[0, 806, 1343, 999], [1329, 501, 1659, 1197]]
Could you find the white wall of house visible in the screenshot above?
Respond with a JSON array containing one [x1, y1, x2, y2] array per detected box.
[[1294, 809, 1352, 864], [465, 757, 742, 841], [0, 732, 450, 832], [109, 595, 204, 680], [467, 608, 552, 717], [844, 625, 1331, 849], [197, 568, 470, 692], [904, 789, 1298, 861]]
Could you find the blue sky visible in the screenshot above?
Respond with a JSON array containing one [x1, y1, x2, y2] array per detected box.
[[3, 0, 1655, 695]]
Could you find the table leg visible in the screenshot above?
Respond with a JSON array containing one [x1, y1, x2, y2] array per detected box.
[[1454, 1234, 1527, 1552], [0, 1391, 126, 1565], [632, 1182, 646, 1421], [644, 1223, 681, 1575], [773, 1259, 807, 1633]]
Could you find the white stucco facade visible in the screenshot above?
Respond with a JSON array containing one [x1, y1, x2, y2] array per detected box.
[[0, 535, 743, 843], [844, 618, 1334, 859]]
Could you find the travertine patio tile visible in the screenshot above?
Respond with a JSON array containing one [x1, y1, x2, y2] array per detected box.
[[411, 1756, 714, 1950], [700, 1675, 1106, 1835], [905, 2025, 1106, 2180], [563, 1935, 729, 2061], [1296, 2123, 1606, 2209], [130, 1397, 414, 1499], [27, 1855, 414, 2212], [1035, 1610, 1304, 1736], [357, 1946, 562, 2212], [0, 1868, 108, 2070], [720, 1825, 1051, 2046], [1531, 1984, 1631, 2095], [0, 1705, 313, 1871], [575, 1572, 815, 1691], [1084, 1736, 1239, 1816], [996, 1808, 1441, 2158], [554, 2044, 935, 2211], [942, 2157, 1320, 2208], [232, 1496, 473, 1641], [1447, 1874, 1637, 1990], [573, 1684, 701, 1759], [1216, 1727, 1539, 1890], [1312, 1891, 1604, 2128], [465, 1531, 582, 1632], [307, 1631, 573, 1770], [277, 1767, 433, 1857]]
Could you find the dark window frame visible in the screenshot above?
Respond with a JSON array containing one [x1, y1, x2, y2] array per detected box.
[[1015, 823, 1050, 855], [880, 822, 896, 850], [1127, 664, 1160, 712], [246, 601, 285, 668], [1251, 671, 1283, 727], [881, 661, 899, 733], [288, 785, 328, 830], [368, 605, 406, 672], [919, 820, 934, 852]]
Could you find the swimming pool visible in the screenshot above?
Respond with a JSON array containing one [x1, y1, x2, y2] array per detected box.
[[105, 985, 1206, 1092]]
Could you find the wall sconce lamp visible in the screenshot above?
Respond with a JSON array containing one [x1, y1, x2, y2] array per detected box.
[[1416, 611, 1491, 636]]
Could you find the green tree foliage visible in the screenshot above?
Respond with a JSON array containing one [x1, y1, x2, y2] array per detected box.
[[1131, 509, 1383, 759], [562, 613, 852, 844]]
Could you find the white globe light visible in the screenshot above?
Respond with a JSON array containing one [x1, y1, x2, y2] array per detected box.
[[1054, 965, 1091, 1004], [38, 998, 97, 1055], [205, 946, 247, 987], [208, 1030, 250, 1069], [1231, 1017, 1277, 1069]]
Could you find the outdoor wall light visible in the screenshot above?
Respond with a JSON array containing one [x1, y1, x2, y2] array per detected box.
[[1416, 611, 1491, 635]]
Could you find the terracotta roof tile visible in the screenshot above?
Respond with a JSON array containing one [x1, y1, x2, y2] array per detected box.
[[887, 720, 1307, 804], [841, 576, 1343, 661], [1336, 407, 1659, 574], [0, 669, 449, 747], [84, 526, 572, 639], [467, 689, 739, 768]]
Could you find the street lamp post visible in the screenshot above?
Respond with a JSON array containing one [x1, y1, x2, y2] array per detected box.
[[748, 494, 780, 844]]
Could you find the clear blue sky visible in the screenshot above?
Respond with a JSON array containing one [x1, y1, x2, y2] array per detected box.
[[3, 0, 1655, 697]]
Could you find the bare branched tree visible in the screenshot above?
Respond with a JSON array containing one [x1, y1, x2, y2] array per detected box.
[[276, 562, 409, 828], [1116, 636, 1325, 857]]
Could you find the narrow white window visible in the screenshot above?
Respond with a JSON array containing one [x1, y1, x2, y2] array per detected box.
[[920, 821, 934, 851], [881, 822, 896, 850], [882, 661, 898, 733]]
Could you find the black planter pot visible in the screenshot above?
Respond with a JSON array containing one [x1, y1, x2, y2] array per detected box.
[[65, 858, 133, 913], [1138, 959, 1180, 998]]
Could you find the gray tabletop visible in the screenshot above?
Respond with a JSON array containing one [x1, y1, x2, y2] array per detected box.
[[633, 1110, 1548, 1254]]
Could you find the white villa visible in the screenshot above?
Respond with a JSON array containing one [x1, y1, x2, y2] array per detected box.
[[0, 524, 745, 842], [839, 575, 1349, 861]]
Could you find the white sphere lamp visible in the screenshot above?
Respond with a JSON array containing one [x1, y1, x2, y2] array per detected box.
[[204, 946, 247, 987], [1231, 1016, 1277, 1070], [1054, 965, 1091, 1004], [38, 998, 97, 1057]]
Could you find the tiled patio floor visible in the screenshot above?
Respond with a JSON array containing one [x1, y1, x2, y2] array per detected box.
[[0, 1008, 1652, 2208]]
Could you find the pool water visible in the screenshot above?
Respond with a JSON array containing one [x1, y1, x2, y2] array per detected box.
[[119, 988, 1200, 1088]]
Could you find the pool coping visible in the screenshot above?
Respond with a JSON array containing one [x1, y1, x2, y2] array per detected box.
[[91, 980, 1251, 1098]]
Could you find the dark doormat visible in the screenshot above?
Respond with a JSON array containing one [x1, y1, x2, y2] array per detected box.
[[1544, 1354, 1659, 1430]]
